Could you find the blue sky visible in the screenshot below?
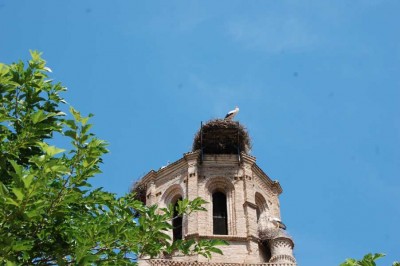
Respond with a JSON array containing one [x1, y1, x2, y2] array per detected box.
[[1, 1, 399, 265]]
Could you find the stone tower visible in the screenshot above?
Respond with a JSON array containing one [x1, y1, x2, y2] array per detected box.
[[134, 119, 296, 265]]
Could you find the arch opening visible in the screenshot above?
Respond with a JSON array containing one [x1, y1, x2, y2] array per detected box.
[[213, 191, 228, 235], [255, 192, 272, 261], [172, 197, 183, 242], [255, 192, 268, 222]]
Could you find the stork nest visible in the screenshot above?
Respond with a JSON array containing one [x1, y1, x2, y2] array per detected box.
[[259, 227, 293, 241], [192, 119, 251, 155], [131, 181, 147, 204]]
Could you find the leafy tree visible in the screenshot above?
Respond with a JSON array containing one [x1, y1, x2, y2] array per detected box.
[[0, 51, 227, 265], [340, 253, 399, 266]]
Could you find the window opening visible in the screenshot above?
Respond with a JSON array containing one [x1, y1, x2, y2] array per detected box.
[[260, 241, 272, 262], [213, 192, 228, 235], [173, 197, 183, 241]]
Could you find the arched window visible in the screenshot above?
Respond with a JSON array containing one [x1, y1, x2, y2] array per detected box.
[[255, 192, 268, 222], [213, 192, 228, 235], [255, 192, 271, 262], [172, 197, 183, 241]]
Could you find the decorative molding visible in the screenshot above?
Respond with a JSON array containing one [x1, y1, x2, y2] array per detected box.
[[253, 177, 273, 201], [251, 164, 282, 195], [144, 259, 297, 266], [161, 184, 184, 206], [269, 254, 296, 264], [243, 201, 258, 209], [184, 150, 200, 161], [241, 152, 257, 165], [186, 234, 248, 242]]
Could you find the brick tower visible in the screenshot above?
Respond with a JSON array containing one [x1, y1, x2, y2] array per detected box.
[[134, 119, 296, 265]]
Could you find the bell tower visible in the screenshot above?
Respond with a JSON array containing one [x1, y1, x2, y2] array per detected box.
[[134, 119, 296, 265]]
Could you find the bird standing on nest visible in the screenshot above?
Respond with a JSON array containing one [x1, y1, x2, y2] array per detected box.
[[270, 217, 287, 230], [224, 106, 239, 121]]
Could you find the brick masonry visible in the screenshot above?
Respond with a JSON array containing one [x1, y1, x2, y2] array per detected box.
[[136, 151, 296, 265]]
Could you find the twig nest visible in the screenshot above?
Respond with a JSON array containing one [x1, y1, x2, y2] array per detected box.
[[131, 182, 147, 204], [192, 119, 251, 154]]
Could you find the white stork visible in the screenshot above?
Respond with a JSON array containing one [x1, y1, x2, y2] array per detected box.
[[224, 106, 239, 121], [269, 217, 287, 230]]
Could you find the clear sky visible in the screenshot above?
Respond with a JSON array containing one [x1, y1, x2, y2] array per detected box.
[[1, 1, 399, 265]]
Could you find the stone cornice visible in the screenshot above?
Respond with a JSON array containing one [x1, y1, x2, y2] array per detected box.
[[185, 233, 249, 242], [138, 170, 157, 186], [134, 152, 283, 196], [241, 152, 256, 165], [252, 164, 283, 195], [185, 233, 265, 244], [157, 158, 187, 178], [135, 150, 250, 189], [134, 151, 200, 187], [201, 154, 239, 164], [184, 150, 200, 161]]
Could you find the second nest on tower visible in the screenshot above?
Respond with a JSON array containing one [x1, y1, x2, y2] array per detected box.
[[192, 119, 252, 155]]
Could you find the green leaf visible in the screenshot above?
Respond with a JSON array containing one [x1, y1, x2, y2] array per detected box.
[[31, 110, 46, 124], [26, 209, 40, 218], [5, 197, 19, 206], [22, 174, 34, 189], [0, 63, 9, 75], [371, 253, 385, 260], [9, 160, 23, 177], [12, 187, 24, 201], [12, 241, 33, 251], [70, 106, 81, 122], [64, 130, 77, 140], [29, 50, 42, 61], [0, 181, 10, 196], [81, 124, 93, 134], [64, 119, 77, 130], [38, 142, 65, 156], [48, 164, 70, 174], [340, 253, 387, 266], [210, 239, 229, 246], [31, 110, 63, 124], [81, 116, 90, 126]]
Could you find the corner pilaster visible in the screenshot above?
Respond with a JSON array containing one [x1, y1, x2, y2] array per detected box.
[[184, 151, 200, 236]]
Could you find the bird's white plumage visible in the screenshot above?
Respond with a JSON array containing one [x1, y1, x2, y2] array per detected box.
[[270, 217, 281, 222], [269, 217, 287, 230], [224, 106, 239, 120]]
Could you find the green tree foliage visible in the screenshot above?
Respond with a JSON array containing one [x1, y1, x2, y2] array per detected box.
[[0, 51, 227, 265], [340, 253, 399, 266]]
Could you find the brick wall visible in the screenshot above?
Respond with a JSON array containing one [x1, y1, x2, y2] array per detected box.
[[137, 151, 295, 265]]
